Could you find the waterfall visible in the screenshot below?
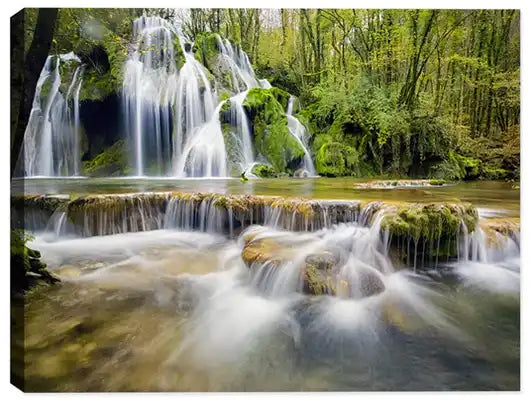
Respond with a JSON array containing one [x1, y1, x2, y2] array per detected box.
[[286, 96, 316, 176], [18, 53, 83, 177], [123, 16, 180, 176]]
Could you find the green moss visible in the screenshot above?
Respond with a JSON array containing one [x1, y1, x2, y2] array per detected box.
[[173, 36, 186, 70], [82, 140, 130, 177], [429, 179, 446, 186], [315, 142, 359, 177], [251, 164, 279, 178], [379, 202, 478, 263], [243, 88, 305, 172], [482, 165, 508, 180], [11, 229, 59, 294], [79, 68, 115, 102], [269, 87, 291, 111], [192, 32, 220, 69]]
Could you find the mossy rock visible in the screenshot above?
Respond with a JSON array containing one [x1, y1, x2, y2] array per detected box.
[[315, 142, 359, 177], [251, 164, 279, 178], [480, 217, 520, 247], [192, 32, 220, 69], [243, 88, 305, 173], [379, 202, 479, 264], [82, 139, 130, 177], [172, 35, 186, 70], [11, 229, 60, 295]]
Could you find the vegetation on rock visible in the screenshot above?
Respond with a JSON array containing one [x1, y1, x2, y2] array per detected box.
[[315, 142, 359, 177], [251, 164, 279, 178], [82, 140, 130, 177], [11, 229, 59, 295], [243, 88, 306, 173]]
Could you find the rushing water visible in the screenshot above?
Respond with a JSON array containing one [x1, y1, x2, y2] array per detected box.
[[16, 53, 84, 177], [14, 178, 519, 391], [120, 16, 314, 178]]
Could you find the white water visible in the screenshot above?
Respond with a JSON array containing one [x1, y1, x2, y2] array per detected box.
[[28, 207, 520, 390], [122, 16, 317, 178], [18, 53, 83, 177], [286, 96, 316, 176]]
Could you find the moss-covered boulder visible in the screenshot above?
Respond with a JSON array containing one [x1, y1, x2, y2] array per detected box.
[[82, 139, 130, 177], [11, 230, 60, 295], [379, 202, 479, 265], [243, 88, 305, 173], [251, 164, 279, 178], [315, 142, 359, 177]]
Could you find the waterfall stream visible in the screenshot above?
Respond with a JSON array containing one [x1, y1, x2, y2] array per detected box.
[[17, 53, 83, 177]]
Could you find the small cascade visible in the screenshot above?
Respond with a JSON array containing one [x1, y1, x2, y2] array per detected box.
[[286, 97, 315, 176], [17, 53, 83, 177]]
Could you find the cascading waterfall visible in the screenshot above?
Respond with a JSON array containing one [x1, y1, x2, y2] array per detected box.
[[286, 96, 316, 176], [17, 52, 83, 177], [175, 35, 261, 177], [123, 16, 180, 176], [122, 16, 309, 178]]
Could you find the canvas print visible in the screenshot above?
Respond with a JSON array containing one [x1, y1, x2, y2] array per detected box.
[[10, 8, 520, 392]]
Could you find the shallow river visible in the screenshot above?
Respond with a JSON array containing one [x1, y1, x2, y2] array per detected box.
[[14, 178, 520, 391]]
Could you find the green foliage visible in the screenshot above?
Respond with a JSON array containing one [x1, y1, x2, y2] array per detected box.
[[269, 87, 291, 111], [315, 142, 359, 177], [251, 164, 279, 178], [11, 229, 59, 293], [82, 140, 130, 177], [243, 88, 305, 173], [192, 32, 220, 69]]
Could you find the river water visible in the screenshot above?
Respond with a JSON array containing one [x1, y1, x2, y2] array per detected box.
[[13, 178, 519, 391]]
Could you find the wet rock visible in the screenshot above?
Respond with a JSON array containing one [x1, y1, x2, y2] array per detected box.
[[357, 267, 385, 298], [379, 202, 479, 266], [241, 236, 287, 267], [305, 252, 339, 271], [480, 218, 521, 247], [302, 256, 336, 296]]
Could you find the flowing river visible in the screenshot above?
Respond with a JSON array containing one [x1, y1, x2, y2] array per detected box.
[[12, 178, 519, 391]]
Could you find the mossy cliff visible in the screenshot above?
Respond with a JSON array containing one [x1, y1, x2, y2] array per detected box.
[[243, 88, 306, 173]]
